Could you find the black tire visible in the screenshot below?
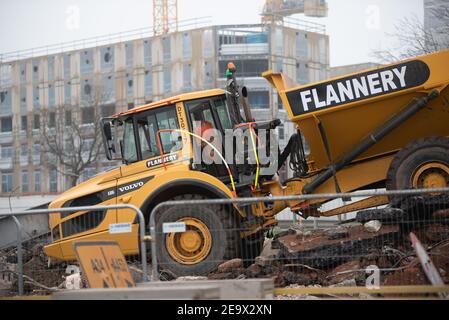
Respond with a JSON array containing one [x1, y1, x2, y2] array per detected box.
[[386, 136, 449, 190], [154, 194, 240, 277]]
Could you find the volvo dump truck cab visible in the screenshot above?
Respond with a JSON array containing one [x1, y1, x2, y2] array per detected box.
[[44, 49, 449, 276]]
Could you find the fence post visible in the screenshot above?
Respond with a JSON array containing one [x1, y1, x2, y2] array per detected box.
[[127, 205, 149, 283], [149, 205, 159, 281], [11, 216, 23, 296]]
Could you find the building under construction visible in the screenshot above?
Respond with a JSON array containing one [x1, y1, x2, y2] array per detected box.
[[0, 1, 329, 196]]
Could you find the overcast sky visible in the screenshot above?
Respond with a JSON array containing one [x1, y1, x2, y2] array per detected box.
[[0, 0, 423, 66]]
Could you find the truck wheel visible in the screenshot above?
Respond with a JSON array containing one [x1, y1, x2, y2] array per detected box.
[[386, 136, 449, 191], [154, 194, 240, 277]]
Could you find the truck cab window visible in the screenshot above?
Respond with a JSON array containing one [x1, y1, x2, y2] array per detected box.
[[123, 119, 138, 163], [136, 105, 182, 158], [213, 97, 233, 130]]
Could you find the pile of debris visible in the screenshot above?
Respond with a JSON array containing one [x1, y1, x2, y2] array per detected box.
[[0, 244, 74, 296], [207, 202, 449, 290]]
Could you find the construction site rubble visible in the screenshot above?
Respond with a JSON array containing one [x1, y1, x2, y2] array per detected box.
[[206, 196, 449, 291]]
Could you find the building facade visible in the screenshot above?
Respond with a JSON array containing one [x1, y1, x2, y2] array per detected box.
[[0, 21, 329, 196], [330, 62, 380, 78], [424, 0, 449, 49]]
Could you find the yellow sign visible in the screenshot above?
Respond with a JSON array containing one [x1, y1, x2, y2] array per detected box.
[[73, 241, 135, 289]]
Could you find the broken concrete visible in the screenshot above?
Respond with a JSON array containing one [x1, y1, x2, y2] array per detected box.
[[364, 220, 382, 233], [277, 224, 400, 269], [217, 258, 243, 273]]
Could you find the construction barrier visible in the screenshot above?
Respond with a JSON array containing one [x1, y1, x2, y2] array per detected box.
[[0, 204, 148, 296], [148, 188, 449, 299], [1, 188, 449, 299]]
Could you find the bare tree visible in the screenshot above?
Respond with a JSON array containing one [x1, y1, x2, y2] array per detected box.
[[41, 86, 113, 188], [373, 2, 449, 63]]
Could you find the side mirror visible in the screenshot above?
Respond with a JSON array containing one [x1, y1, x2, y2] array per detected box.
[[104, 121, 113, 140]]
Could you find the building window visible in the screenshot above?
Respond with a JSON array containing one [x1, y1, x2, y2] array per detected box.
[[162, 37, 171, 63], [163, 68, 171, 93], [48, 56, 55, 82], [204, 61, 213, 86], [82, 167, 96, 181], [21, 116, 27, 131], [101, 46, 114, 72], [0, 90, 12, 113], [64, 81, 71, 105], [49, 112, 56, 128], [1, 145, 12, 159], [32, 60, 39, 82], [248, 91, 269, 109], [183, 33, 192, 60], [0, 64, 12, 87], [101, 105, 115, 117], [319, 38, 327, 65], [202, 30, 213, 58], [32, 144, 41, 163], [65, 110, 72, 126], [81, 50, 94, 75], [143, 40, 152, 67], [64, 54, 71, 80], [296, 62, 309, 85], [34, 171, 41, 192], [34, 114, 40, 130], [50, 170, 58, 192], [126, 73, 133, 99], [1, 117, 12, 132], [125, 43, 133, 69], [48, 84, 55, 107], [33, 86, 40, 109], [218, 59, 269, 78], [20, 63, 27, 83], [22, 172, 29, 193], [1, 173, 12, 193], [20, 86, 27, 109], [296, 32, 309, 61], [101, 74, 115, 104], [277, 94, 284, 110], [81, 107, 95, 124], [144, 70, 152, 97], [275, 28, 283, 55], [20, 144, 28, 157], [183, 64, 192, 90], [81, 78, 93, 105], [278, 126, 285, 140]]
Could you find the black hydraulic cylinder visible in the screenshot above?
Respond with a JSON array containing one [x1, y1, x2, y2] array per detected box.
[[302, 90, 440, 195]]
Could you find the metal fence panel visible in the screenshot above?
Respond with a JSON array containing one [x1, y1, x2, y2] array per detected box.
[[149, 188, 449, 298]]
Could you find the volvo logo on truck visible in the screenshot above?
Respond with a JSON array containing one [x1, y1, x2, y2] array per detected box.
[[286, 60, 431, 116]]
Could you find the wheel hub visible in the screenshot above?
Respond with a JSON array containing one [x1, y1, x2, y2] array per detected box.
[[412, 162, 449, 189], [166, 217, 212, 265]]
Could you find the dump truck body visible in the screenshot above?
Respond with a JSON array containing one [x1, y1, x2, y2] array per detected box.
[[263, 49, 449, 212]]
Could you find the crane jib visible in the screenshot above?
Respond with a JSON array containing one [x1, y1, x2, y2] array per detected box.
[[286, 60, 431, 116]]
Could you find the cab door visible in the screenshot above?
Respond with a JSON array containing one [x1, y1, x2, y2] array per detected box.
[[185, 96, 236, 181], [116, 105, 185, 222]]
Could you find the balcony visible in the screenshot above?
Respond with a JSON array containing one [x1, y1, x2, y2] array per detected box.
[[0, 157, 13, 170], [0, 132, 13, 144], [219, 43, 269, 56]]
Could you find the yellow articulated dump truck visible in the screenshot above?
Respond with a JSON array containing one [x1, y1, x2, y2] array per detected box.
[[44, 49, 449, 276]]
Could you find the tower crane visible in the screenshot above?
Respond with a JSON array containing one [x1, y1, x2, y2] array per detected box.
[[153, 0, 178, 36], [262, 0, 328, 25]]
